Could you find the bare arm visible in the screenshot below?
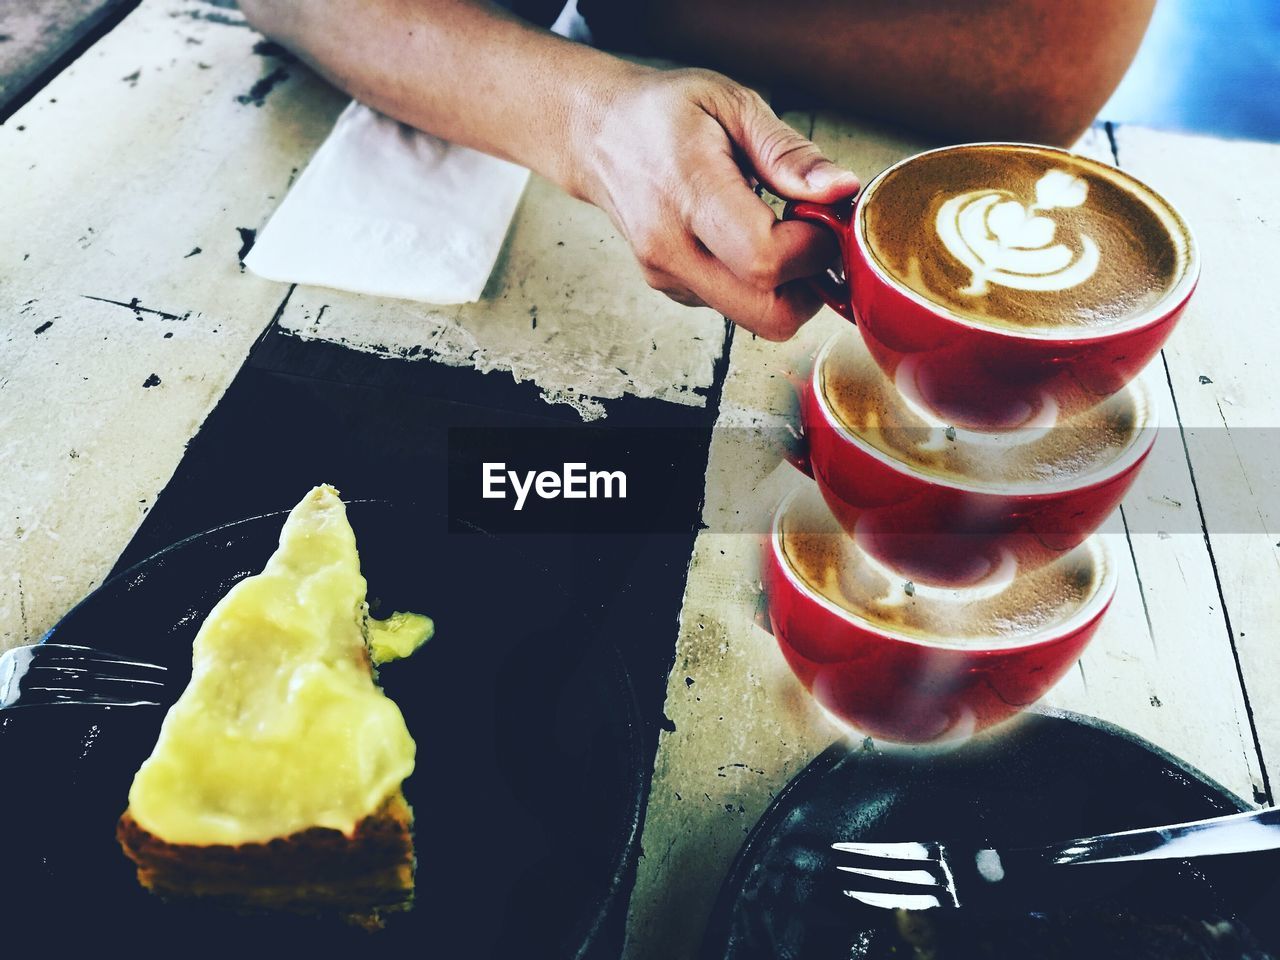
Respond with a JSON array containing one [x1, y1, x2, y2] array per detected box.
[[240, 0, 614, 197], [240, 0, 861, 339]]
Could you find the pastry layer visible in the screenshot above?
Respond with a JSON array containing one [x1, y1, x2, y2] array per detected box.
[[118, 792, 414, 923]]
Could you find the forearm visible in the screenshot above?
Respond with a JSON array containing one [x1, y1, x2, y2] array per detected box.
[[241, 0, 866, 341], [239, 0, 636, 195]]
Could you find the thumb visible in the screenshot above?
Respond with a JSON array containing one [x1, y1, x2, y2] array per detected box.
[[723, 93, 860, 202]]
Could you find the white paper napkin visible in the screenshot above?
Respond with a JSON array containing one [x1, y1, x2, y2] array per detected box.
[[245, 101, 531, 304], [246, 4, 590, 304]]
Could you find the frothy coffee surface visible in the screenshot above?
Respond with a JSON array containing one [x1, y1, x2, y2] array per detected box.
[[780, 487, 1103, 644], [820, 332, 1143, 487], [861, 144, 1191, 331]]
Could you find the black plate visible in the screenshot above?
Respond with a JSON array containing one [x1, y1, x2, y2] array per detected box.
[[0, 503, 645, 958], [703, 709, 1280, 959]]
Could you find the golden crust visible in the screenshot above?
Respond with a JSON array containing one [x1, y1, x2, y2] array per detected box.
[[117, 792, 414, 926]]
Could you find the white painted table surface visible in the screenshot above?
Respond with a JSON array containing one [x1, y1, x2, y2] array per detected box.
[[1, 3, 1277, 958]]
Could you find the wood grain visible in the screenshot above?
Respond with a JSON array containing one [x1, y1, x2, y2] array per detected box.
[[1113, 125, 1280, 800]]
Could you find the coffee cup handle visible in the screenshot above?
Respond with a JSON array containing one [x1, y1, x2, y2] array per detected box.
[[782, 199, 858, 323], [781, 370, 814, 478], [783, 423, 813, 478]]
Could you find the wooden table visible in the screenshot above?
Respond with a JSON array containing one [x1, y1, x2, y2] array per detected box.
[[2, 3, 1278, 958]]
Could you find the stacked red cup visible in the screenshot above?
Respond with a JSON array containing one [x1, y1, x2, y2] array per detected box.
[[764, 143, 1198, 744]]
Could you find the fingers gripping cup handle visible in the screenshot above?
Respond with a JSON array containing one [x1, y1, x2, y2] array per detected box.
[[783, 198, 858, 323]]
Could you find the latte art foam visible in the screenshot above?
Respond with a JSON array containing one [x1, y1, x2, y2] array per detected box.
[[860, 144, 1192, 331], [780, 487, 1103, 644], [936, 168, 1100, 296], [819, 332, 1145, 487]]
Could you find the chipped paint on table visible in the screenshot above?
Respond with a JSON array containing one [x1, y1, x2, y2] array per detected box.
[[275, 173, 726, 422], [0, 0, 346, 650]]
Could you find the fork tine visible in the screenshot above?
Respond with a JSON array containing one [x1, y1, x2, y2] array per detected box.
[[16, 696, 164, 708], [842, 889, 945, 911], [30, 665, 166, 686], [831, 840, 940, 861], [87, 675, 166, 687], [27, 678, 165, 692], [44, 658, 166, 673], [38, 648, 165, 670], [8, 687, 164, 708]]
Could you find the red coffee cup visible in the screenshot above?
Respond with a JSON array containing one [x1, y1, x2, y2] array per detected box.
[[790, 333, 1157, 587], [784, 143, 1198, 430], [764, 486, 1117, 743]]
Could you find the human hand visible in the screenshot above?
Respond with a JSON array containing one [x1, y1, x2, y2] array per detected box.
[[570, 66, 860, 341]]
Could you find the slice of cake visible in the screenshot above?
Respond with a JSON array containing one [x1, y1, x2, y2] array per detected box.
[[117, 485, 432, 927]]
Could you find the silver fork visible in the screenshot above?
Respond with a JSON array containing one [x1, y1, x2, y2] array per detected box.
[[833, 806, 1280, 911], [0, 643, 167, 709]]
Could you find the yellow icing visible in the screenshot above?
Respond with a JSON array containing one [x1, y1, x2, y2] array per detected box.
[[126, 485, 425, 845], [368, 611, 433, 665]]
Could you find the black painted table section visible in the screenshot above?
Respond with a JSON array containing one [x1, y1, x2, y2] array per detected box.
[[0, 0, 137, 121], [95, 312, 731, 958]]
